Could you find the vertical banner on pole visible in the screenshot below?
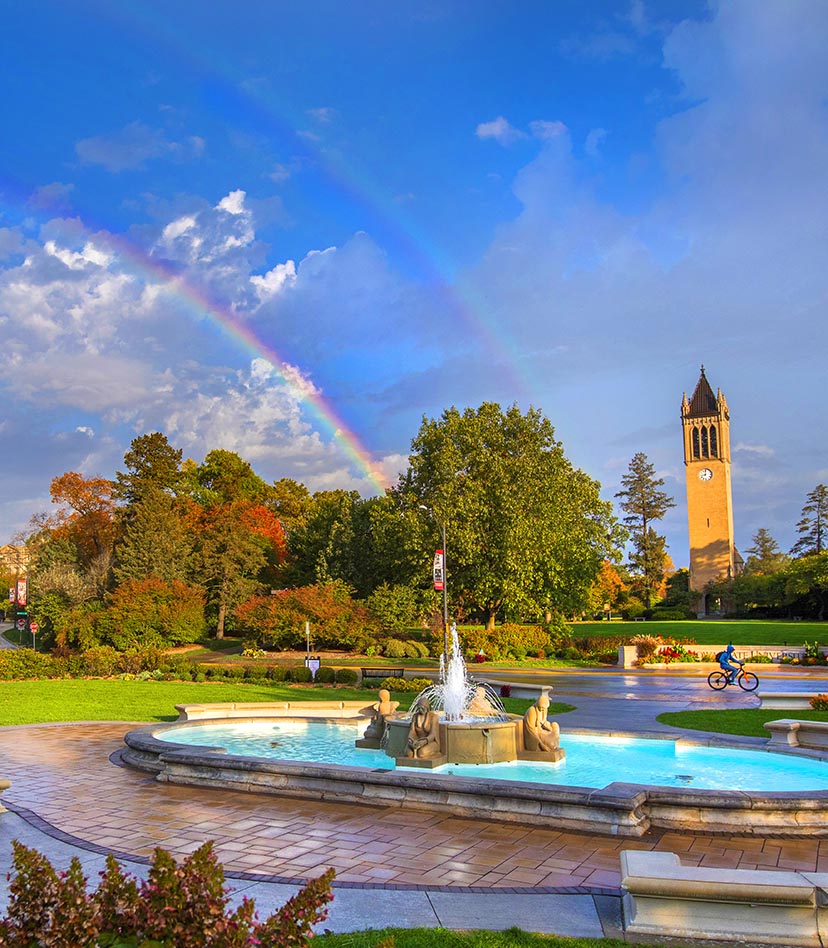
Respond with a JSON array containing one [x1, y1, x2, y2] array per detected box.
[[433, 549, 444, 591], [8, 587, 14, 603], [16, 579, 27, 607]]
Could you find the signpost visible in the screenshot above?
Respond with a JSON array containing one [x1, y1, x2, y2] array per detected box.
[[432, 549, 444, 591], [30, 621, 38, 650]]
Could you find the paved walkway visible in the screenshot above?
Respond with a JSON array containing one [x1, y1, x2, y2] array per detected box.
[[3, 671, 828, 939]]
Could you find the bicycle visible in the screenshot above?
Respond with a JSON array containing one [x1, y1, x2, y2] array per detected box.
[[707, 667, 759, 692]]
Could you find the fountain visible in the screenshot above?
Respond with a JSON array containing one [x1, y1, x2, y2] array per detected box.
[[370, 625, 565, 768]]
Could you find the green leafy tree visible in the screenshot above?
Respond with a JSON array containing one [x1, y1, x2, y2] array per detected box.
[[791, 485, 828, 557], [114, 432, 183, 507], [745, 527, 789, 574], [269, 477, 313, 535], [785, 551, 828, 620], [615, 452, 676, 609], [400, 402, 622, 629], [366, 583, 421, 635], [187, 449, 272, 507]]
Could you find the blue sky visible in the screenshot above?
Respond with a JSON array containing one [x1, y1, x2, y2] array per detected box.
[[1, 0, 826, 570]]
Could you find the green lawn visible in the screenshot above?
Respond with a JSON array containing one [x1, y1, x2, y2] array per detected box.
[[657, 707, 828, 738], [316, 929, 638, 948], [573, 620, 828, 646], [0, 678, 573, 726]]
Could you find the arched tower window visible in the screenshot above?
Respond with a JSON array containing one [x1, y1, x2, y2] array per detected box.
[[701, 426, 709, 458], [692, 427, 700, 459], [710, 425, 718, 458]]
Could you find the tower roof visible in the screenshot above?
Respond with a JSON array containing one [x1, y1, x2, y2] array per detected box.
[[686, 365, 718, 417]]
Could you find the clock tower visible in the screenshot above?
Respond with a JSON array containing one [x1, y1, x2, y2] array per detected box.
[[681, 366, 737, 610]]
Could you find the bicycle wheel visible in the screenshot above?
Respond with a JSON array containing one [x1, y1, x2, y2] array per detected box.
[[738, 671, 759, 692], [707, 671, 729, 690]]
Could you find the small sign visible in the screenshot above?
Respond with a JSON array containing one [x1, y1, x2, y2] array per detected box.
[[16, 618, 26, 630], [29, 622, 38, 633], [305, 656, 321, 680], [433, 549, 444, 591]]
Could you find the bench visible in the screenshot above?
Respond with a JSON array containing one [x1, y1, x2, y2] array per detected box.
[[765, 718, 828, 750], [759, 692, 820, 710], [360, 667, 405, 681], [621, 849, 828, 946], [632, 616, 646, 622], [0, 777, 9, 813]]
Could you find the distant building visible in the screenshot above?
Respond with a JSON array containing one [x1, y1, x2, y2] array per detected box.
[[681, 367, 742, 615], [0, 544, 28, 577]]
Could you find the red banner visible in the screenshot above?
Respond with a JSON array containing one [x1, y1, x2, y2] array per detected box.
[[16, 579, 27, 606], [433, 549, 444, 591]]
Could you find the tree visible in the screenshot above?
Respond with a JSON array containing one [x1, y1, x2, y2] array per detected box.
[[615, 453, 675, 609], [44, 472, 119, 597], [114, 433, 183, 507], [193, 503, 269, 638], [269, 478, 313, 535], [785, 552, 828, 620], [745, 528, 789, 574], [400, 402, 622, 629], [791, 485, 828, 558], [187, 449, 272, 507], [114, 489, 194, 585]]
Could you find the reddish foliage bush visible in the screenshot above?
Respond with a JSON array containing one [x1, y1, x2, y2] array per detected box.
[[0, 840, 334, 948]]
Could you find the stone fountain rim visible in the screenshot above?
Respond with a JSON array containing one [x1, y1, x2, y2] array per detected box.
[[119, 709, 828, 839]]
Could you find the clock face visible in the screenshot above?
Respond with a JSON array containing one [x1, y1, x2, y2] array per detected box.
[[698, 468, 713, 482]]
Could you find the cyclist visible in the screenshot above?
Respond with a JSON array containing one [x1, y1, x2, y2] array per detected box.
[[718, 643, 743, 684]]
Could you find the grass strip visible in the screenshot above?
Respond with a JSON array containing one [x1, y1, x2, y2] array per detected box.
[[573, 620, 827, 646], [657, 707, 828, 738], [0, 679, 574, 726], [316, 927, 648, 948]]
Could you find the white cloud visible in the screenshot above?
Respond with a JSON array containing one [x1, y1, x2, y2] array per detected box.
[[161, 215, 197, 241], [250, 260, 296, 302], [76, 122, 203, 172], [734, 443, 775, 458], [475, 116, 525, 146], [585, 128, 608, 158], [268, 163, 292, 183], [530, 120, 567, 141], [217, 190, 246, 215]]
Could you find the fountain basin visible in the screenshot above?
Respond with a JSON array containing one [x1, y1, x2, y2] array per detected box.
[[383, 715, 564, 767], [121, 710, 828, 838]]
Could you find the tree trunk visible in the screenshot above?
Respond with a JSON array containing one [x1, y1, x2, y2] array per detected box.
[[485, 610, 496, 631], [216, 601, 226, 638]]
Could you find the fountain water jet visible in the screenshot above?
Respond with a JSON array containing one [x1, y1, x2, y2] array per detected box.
[[380, 625, 564, 767]]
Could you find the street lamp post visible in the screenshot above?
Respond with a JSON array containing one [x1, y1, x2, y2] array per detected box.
[[420, 506, 450, 662]]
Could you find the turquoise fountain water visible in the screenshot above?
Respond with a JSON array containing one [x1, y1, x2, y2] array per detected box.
[[155, 719, 828, 793]]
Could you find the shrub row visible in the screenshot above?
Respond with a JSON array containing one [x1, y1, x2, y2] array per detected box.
[[0, 648, 360, 686], [378, 676, 433, 692]]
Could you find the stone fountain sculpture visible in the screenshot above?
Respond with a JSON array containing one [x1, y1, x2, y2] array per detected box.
[[355, 688, 399, 749], [381, 625, 565, 768]]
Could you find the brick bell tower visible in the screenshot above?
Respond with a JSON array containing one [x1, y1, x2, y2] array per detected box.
[[681, 366, 738, 614]]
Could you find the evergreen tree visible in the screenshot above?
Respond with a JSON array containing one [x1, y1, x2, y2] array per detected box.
[[745, 528, 788, 574], [114, 489, 193, 584], [114, 432, 183, 507], [615, 453, 675, 609], [791, 485, 828, 557]]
